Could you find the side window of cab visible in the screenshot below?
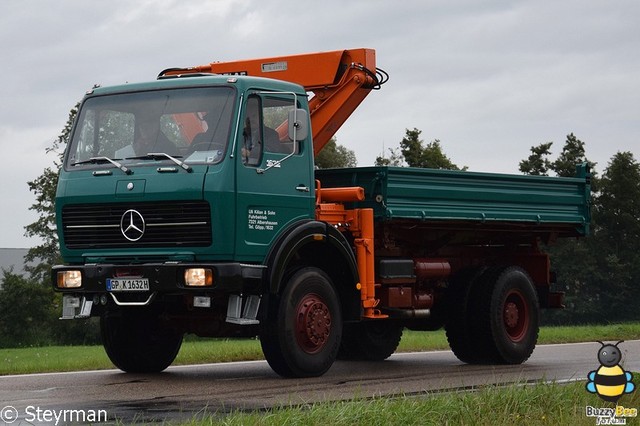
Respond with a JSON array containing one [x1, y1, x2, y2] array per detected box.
[[241, 95, 300, 167], [262, 96, 296, 155]]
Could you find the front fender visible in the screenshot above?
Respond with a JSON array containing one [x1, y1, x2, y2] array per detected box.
[[264, 219, 358, 295]]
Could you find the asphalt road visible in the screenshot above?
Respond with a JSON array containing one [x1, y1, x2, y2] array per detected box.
[[2, 340, 639, 424]]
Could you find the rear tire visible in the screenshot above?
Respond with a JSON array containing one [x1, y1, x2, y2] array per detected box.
[[101, 309, 183, 373], [338, 321, 403, 361], [444, 268, 487, 363], [260, 267, 342, 377], [471, 266, 539, 364]]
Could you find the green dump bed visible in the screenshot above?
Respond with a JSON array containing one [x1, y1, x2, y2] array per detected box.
[[315, 164, 591, 237]]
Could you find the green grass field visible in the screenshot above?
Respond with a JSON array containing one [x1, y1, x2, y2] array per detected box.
[[2, 323, 639, 375], [182, 380, 639, 426]]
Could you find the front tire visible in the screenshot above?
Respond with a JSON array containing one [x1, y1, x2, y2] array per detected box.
[[101, 309, 183, 373], [260, 267, 342, 378]]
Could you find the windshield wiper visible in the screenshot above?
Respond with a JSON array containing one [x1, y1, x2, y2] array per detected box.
[[71, 157, 131, 174], [126, 153, 192, 173]]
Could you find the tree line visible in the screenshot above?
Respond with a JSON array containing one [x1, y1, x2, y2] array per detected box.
[[1, 107, 638, 347]]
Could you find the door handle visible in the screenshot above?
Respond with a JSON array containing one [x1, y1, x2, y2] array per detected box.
[[295, 185, 310, 192]]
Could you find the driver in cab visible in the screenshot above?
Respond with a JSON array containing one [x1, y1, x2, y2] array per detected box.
[[116, 113, 176, 158]]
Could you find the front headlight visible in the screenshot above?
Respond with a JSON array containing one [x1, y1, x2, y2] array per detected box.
[[184, 268, 213, 287], [57, 270, 82, 288]]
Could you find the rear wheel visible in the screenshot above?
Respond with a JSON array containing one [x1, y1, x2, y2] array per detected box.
[[444, 268, 487, 363], [101, 309, 183, 373], [260, 267, 342, 377], [471, 266, 539, 364], [338, 321, 403, 361]]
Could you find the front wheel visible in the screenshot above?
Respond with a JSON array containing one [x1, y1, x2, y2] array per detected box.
[[101, 309, 183, 373], [260, 267, 342, 378]]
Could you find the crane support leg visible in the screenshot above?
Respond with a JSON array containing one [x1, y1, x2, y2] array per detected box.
[[354, 208, 388, 319], [316, 184, 386, 319]]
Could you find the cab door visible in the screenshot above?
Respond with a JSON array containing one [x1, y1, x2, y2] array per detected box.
[[234, 94, 315, 262]]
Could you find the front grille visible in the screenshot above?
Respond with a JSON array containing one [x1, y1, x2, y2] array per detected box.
[[62, 201, 212, 249]]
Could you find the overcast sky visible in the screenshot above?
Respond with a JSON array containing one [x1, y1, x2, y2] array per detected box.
[[2, 0, 639, 248]]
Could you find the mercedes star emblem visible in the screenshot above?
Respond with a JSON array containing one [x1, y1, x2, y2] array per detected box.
[[120, 209, 145, 241]]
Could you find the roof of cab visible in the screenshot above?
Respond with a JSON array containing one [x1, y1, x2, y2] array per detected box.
[[86, 74, 307, 97]]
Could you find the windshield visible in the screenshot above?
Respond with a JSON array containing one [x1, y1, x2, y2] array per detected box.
[[67, 87, 235, 169]]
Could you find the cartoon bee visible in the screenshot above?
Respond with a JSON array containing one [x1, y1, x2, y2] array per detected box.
[[586, 340, 635, 403]]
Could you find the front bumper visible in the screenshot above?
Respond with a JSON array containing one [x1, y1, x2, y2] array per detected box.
[[52, 262, 264, 294], [52, 262, 265, 324]]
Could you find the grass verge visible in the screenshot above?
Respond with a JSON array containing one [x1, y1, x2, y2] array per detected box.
[[182, 379, 640, 426], [1, 322, 639, 375]]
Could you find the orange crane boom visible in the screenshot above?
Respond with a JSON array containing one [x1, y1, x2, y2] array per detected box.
[[159, 48, 388, 155]]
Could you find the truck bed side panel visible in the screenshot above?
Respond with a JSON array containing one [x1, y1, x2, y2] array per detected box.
[[316, 166, 590, 236]]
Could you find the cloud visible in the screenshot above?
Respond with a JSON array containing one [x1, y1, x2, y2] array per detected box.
[[1, 0, 639, 246]]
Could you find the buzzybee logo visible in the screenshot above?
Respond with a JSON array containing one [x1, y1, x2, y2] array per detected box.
[[584, 341, 637, 425], [586, 341, 635, 403]]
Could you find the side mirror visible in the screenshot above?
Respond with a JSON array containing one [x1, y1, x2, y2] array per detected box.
[[288, 109, 309, 142]]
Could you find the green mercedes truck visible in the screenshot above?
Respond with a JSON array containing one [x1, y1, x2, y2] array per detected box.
[[52, 49, 591, 377]]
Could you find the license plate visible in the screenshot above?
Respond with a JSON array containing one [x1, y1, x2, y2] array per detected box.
[[106, 278, 150, 292]]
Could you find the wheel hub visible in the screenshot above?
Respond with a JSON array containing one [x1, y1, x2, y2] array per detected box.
[[503, 290, 529, 342], [504, 302, 519, 328], [296, 294, 331, 354]]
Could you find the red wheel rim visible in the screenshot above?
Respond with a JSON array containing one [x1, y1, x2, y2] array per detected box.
[[503, 289, 529, 342], [295, 294, 331, 354]]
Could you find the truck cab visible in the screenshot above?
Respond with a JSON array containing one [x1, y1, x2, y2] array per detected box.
[[58, 75, 315, 264]]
